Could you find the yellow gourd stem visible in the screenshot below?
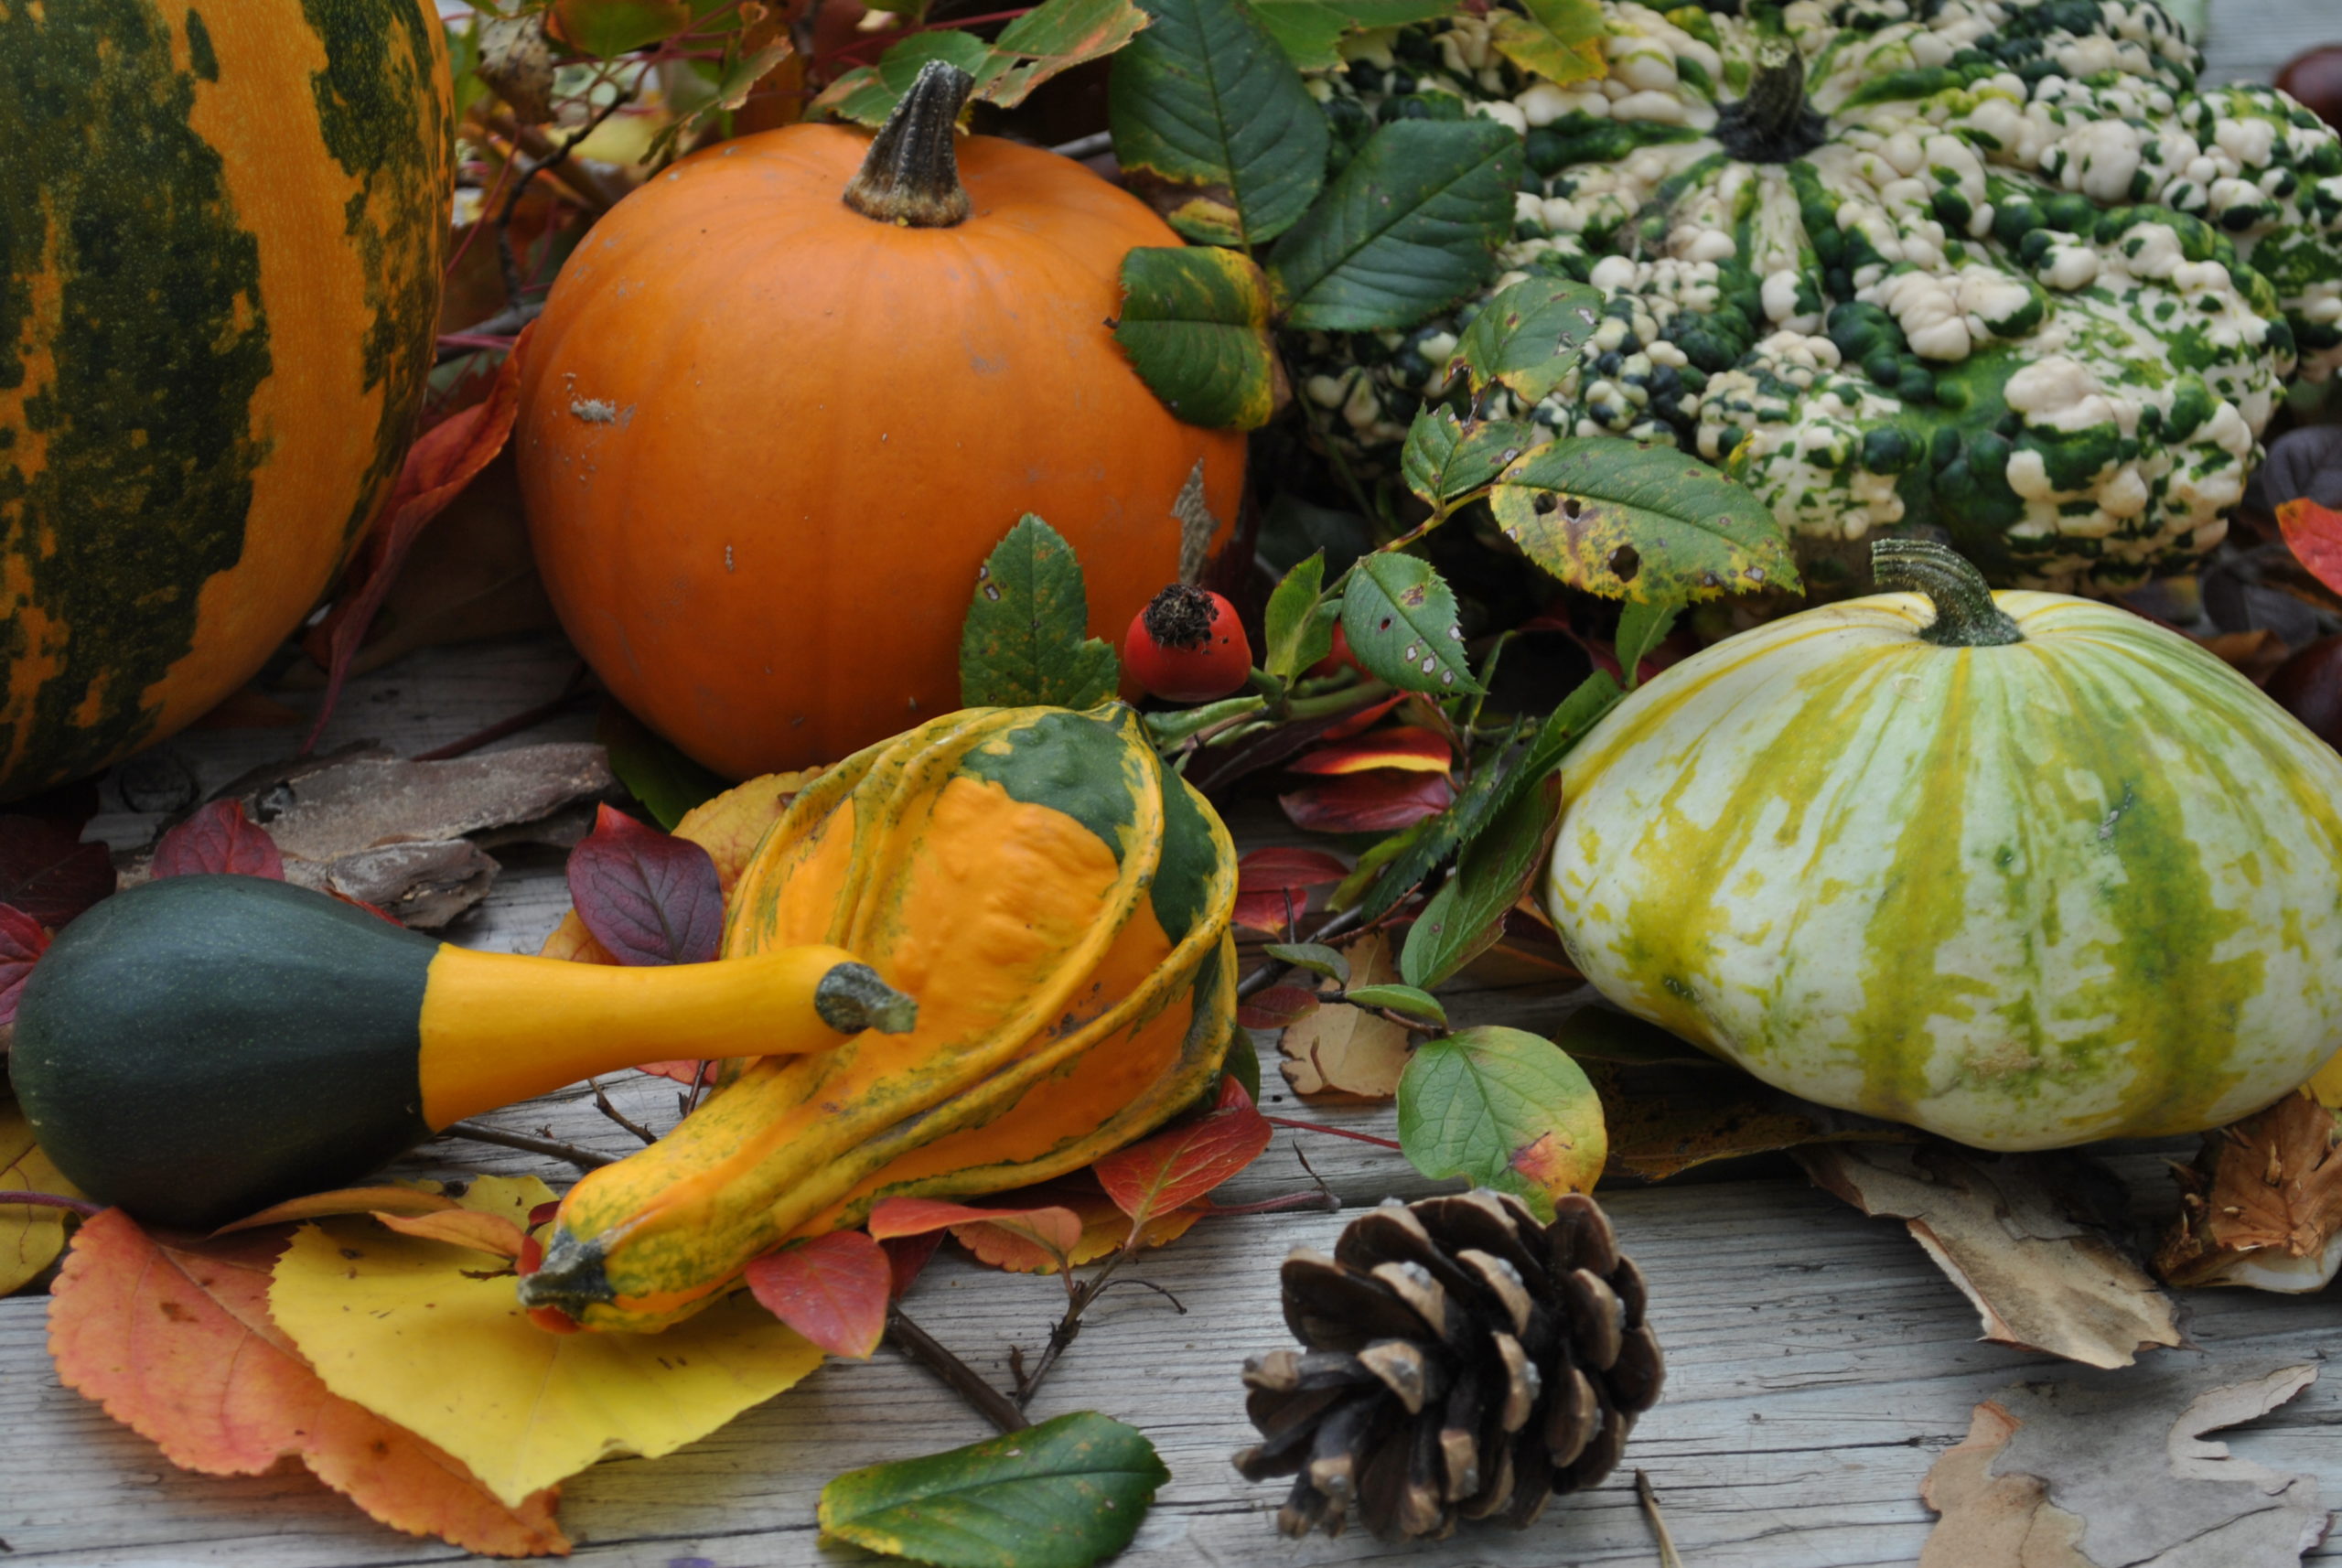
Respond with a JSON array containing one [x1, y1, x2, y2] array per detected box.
[[415, 942, 896, 1129]]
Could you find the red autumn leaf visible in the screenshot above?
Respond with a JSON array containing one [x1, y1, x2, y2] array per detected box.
[[882, 1231, 945, 1300], [566, 803, 724, 966], [1317, 693, 1406, 743], [150, 800, 285, 881], [0, 902, 49, 1026], [1237, 983, 1323, 1030], [48, 1209, 566, 1554], [1280, 769, 1456, 834], [865, 1197, 1084, 1272], [306, 333, 528, 751], [1284, 725, 1454, 777], [1092, 1078, 1272, 1226], [635, 1059, 718, 1086], [1232, 846, 1350, 934], [743, 1230, 891, 1359], [0, 815, 113, 928], [2280, 497, 2342, 596]]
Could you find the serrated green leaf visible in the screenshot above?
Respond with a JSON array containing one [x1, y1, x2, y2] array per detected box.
[[1614, 597, 1681, 689], [1348, 715, 1522, 924], [817, 30, 999, 125], [819, 1411, 1169, 1568], [1108, 0, 1328, 245], [1265, 940, 1348, 984], [1398, 1026, 1606, 1219], [1343, 983, 1446, 1025], [1400, 770, 1561, 990], [597, 701, 725, 831], [1267, 119, 1520, 331], [1488, 0, 1606, 84], [1474, 669, 1620, 837], [988, 0, 1151, 106], [1246, 0, 1456, 69], [1490, 439, 1798, 601], [1400, 408, 1542, 508], [1326, 819, 1426, 911], [1262, 553, 1336, 681], [1454, 276, 1607, 405], [960, 517, 1121, 708], [1113, 247, 1279, 431], [1340, 553, 1480, 695]]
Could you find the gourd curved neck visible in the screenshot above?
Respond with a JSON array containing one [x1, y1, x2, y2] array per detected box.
[[843, 59, 976, 228], [1718, 38, 1827, 163], [1872, 540, 2025, 648]]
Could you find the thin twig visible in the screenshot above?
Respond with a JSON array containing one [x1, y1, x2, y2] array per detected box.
[[587, 1079, 659, 1146], [0, 1190, 104, 1218], [411, 665, 593, 760], [1203, 1188, 1340, 1217], [438, 1121, 618, 1168], [1262, 1115, 1402, 1151], [1636, 1471, 1685, 1568], [1237, 905, 1367, 1001], [1089, 1276, 1187, 1313], [887, 1306, 1028, 1435]]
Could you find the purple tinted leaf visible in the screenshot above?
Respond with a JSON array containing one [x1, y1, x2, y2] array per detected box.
[[566, 803, 724, 965], [0, 902, 50, 1026], [151, 800, 286, 881], [0, 816, 113, 927]]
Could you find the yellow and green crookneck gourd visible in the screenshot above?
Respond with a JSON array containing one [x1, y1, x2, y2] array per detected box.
[[1545, 539, 2342, 1151], [518, 703, 1241, 1333], [10, 875, 914, 1230]]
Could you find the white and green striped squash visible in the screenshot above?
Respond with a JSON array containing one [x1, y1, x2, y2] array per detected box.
[[1542, 540, 2342, 1149]]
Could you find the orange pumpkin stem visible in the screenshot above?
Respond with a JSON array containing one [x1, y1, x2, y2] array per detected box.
[[842, 59, 976, 229]]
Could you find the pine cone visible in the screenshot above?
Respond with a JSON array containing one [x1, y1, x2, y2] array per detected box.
[[1233, 1189, 1662, 1541]]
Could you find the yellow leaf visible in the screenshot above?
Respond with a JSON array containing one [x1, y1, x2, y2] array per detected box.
[[2, 1095, 83, 1295], [2308, 1047, 2342, 1111], [269, 1175, 822, 1507]]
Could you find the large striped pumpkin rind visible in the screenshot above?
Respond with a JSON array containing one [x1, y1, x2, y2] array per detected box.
[[0, 0, 451, 800], [1545, 592, 2342, 1150]]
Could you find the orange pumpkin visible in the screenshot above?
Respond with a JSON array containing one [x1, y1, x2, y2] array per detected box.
[[515, 63, 1245, 779]]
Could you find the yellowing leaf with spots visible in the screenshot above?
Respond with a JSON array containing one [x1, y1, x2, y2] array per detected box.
[[1491, 438, 1796, 602], [269, 1175, 823, 1508]]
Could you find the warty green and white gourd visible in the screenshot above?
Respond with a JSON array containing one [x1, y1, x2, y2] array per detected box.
[[1285, 0, 2342, 594], [1542, 540, 2342, 1150]]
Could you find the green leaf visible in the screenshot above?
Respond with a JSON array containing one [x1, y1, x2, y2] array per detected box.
[[1476, 669, 1621, 835], [1487, 0, 1607, 84], [1348, 715, 1522, 924], [559, 0, 692, 58], [1261, 553, 1336, 682], [1489, 438, 1799, 601], [819, 1411, 1170, 1568], [1113, 248, 1280, 432], [1614, 597, 1681, 689], [818, 31, 998, 126], [1264, 940, 1348, 984], [1326, 820, 1426, 911], [1267, 119, 1521, 331], [1344, 983, 1447, 1025], [1398, 1026, 1606, 1219], [1108, 0, 1328, 245], [1340, 552, 1481, 695], [1453, 276, 1607, 406], [987, 0, 1152, 107], [1400, 407, 1542, 508], [960, 517, 1121, 708], [1400, 770, 1562, 990], [1247, 0, 1456, 69], [597, 702, 725, 831]]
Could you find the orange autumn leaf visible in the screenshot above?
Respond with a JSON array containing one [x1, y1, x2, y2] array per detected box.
[[213, 1183, 460, 1235], [867, 1196, 1086, 1273], [2279, 497, 2342, 597], [47, 1208, 567, 1556], [373, 1208, 529, 1259], [1284, 725, 1454, 776]]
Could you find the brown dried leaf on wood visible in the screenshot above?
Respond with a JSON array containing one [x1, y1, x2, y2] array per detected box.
[[1920, 1361, 2328, 1567], [1277, 931, 1411, 1100], [2154, 1090, 2342, 1293], [1796, 1143, 2178, 1369]]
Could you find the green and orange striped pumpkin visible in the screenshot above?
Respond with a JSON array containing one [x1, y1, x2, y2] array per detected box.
[[1544, 541, 2342, 1151], [0, 0, 452, 800]]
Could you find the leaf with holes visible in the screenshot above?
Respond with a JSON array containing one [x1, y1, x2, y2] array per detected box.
[[1488, 0, 1606, 84], [1267, 119, 1521, 331], [820, 1412, 1169, 1568], [151, 800, 285, 881], [1491, 439, 1797, 601], [1401, 770, 1563, 991], [1398, 1026, 1606, 1219], [1401, 407, 1542, 508], [1453, 276, 1607, 405], [960, 515, 1120, 709], [1340, 551, 1481, 694], [1114, 247, 1280, 431], [1108, 0, 1327, 245], [567, 804, 724, 966], [745, 1231, 891, 1359], [1248, 0, 1454, 68], [1094, 1078, 1271, 1226], [1261, 552, 1338, 682], [0, 816, 113, 929]]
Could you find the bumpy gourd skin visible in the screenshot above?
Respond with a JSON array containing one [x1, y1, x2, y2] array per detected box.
[[521, 705, 1239, 1332], [1287, 0, 2342, 592]]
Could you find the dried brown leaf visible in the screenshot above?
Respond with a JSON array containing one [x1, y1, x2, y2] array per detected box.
[[1797, 1143, 2178, 1369], [1277, 931, 1410, 1100], [2154, 1090, 2342, 1292]]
